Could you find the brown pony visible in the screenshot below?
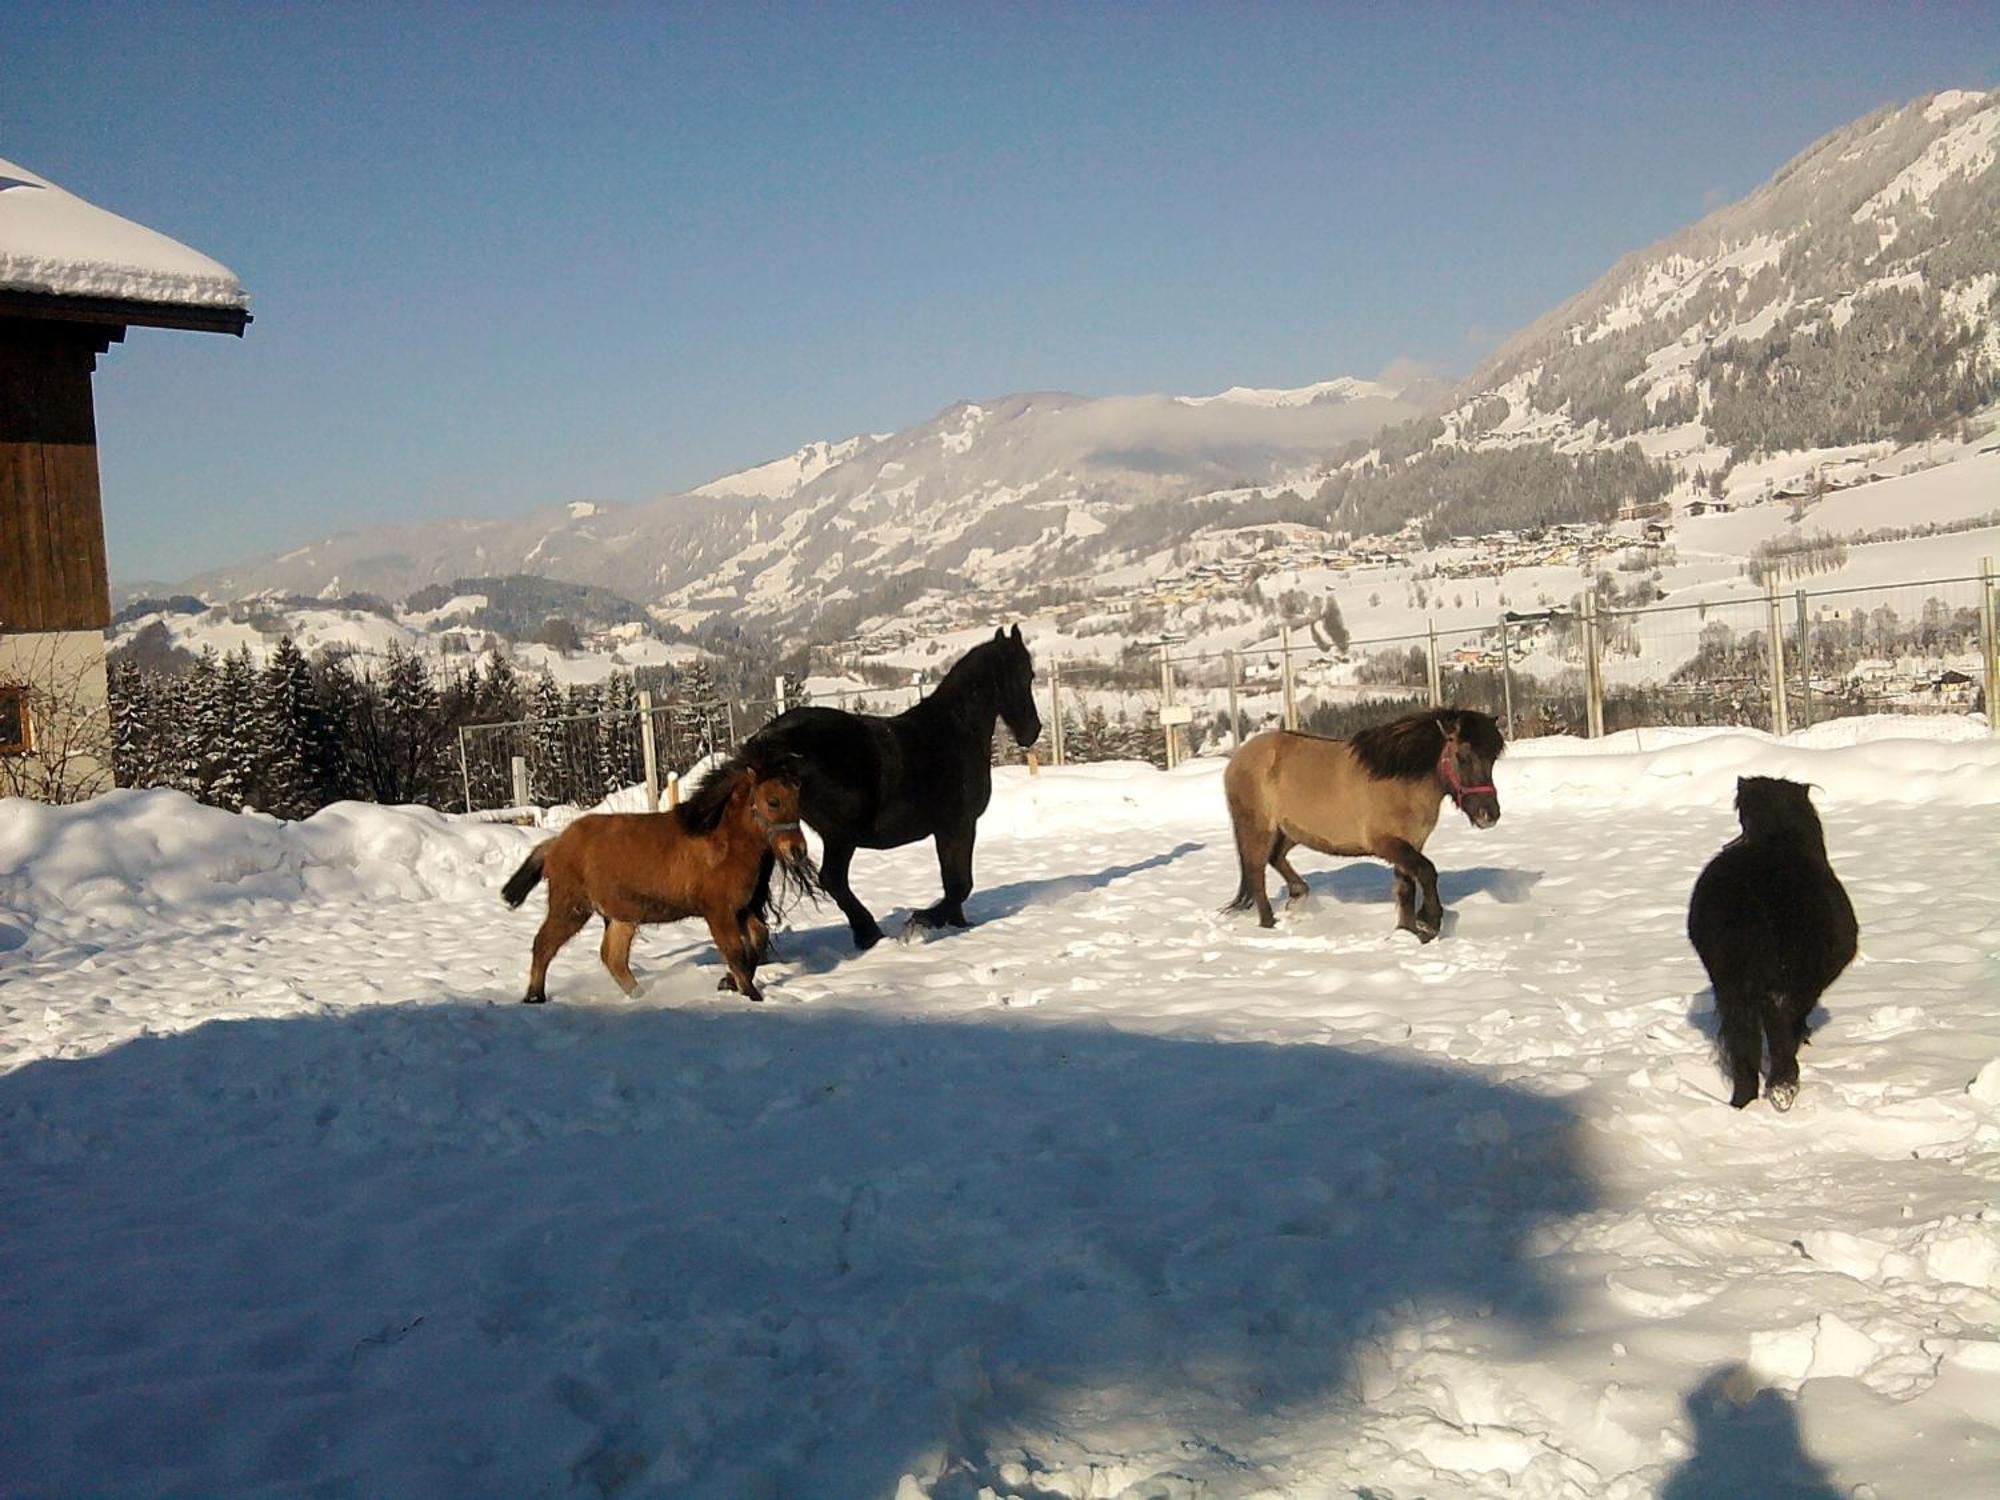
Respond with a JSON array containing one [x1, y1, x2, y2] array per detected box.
[[1223, 707, 1505, 941], [501, 757, 816, 1003]]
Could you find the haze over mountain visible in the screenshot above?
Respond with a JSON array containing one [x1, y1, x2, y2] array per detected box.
[[166, 88, 2000, 643]]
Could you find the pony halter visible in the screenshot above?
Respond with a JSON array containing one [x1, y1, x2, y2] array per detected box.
[[752, 806, 802, 839], [1438, 750, 1496, 804]]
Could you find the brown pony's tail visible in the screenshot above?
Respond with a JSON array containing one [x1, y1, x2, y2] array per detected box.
[[502, 845, 549, 908]]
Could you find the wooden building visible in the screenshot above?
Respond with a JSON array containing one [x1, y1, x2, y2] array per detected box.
[[1, 156, 248, 800]]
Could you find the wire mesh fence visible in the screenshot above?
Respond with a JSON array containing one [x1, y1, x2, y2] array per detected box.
[[1123, 566, 1997, 765], [457, 568, 1996, 806], [459, 694, 786, 814]]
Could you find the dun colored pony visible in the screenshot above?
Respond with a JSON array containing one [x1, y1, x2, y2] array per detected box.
[[1224, 708, 1505, 940], [1687, 776, 1857, 1110], [741, 626, 1041, 949], [501, 757, 815, 1004]]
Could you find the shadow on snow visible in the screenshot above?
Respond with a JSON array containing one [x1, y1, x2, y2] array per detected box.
[[2, 1000, 1593, 1498], [768, 841, 1209, 976], [1659, 1364, 1843, 1500]]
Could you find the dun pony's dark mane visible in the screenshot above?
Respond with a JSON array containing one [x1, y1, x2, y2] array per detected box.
[[1345, 708, 1505, 782], [674, 756, 752, 834]]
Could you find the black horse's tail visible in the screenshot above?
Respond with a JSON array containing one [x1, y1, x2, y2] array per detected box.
[[502, 845, 548, 908]]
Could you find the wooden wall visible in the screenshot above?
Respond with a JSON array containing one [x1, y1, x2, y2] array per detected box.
[[0, 323, 112, 634]]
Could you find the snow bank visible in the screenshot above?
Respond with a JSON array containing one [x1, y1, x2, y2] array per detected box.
[[0, 789, 532, 961]]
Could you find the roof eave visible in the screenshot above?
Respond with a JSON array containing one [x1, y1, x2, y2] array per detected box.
[[0, 287, 251, 336]]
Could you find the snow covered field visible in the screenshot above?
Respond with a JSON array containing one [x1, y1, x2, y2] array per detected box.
[[3, 719, 1998, 1498]]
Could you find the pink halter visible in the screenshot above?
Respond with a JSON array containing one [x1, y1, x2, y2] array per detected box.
[[1438, 749, 1496, 803]]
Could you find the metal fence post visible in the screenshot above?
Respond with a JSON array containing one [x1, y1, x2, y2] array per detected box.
[[1158, 642, 1178, 769], [1499, 614, 1516, 740], [1794, 589, 1812, 730], [1766, 576, 1790, 737], [1581, 593, 1605, 739], [1982, 557, 1998, 735], [774, 676, 787, 717], [510, 754, 531, 810], [1224, 649, 1240, 747], [457, 725, 475, 814], [1425, 619, 1442, 708], [1048, 655, 1066, 767], [1280, 624, 1298, 731], [637, 689, 661, 812]]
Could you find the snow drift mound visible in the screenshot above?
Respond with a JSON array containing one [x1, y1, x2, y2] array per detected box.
[[0, 789, 535, 960]]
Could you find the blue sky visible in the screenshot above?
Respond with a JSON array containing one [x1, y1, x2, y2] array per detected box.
[[8, 3, 1997, 584]]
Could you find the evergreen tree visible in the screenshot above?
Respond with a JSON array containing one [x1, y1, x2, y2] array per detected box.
[[671, 659, 720, 770], [178, 647, 225, 801], [257, 636, 336, 818], [527, 670, 566, 805], [381, 644, 446, 805], [212, 647, 261, 811], [595, 672, 642, 802]]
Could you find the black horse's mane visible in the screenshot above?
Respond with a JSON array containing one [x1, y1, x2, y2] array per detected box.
[[673, 755, 753, 834], [920, 633, 1020, 717], [1346, 708, 1505, 782]]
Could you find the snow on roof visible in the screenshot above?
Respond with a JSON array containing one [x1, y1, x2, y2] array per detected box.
[[0, 155, 247, 310]]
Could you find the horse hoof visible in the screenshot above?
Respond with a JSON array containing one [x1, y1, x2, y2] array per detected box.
[[522, 994, 547, 1005], [1767, 1081, 1799, 1112], [717, 976, 737, 993], [853, 927, 883, 952], [743, 987, 765, 1003]]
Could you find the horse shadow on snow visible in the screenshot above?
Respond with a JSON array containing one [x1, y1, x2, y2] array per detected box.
[[2, 999, 1594, 1499], [770, 840, 1209, 975]]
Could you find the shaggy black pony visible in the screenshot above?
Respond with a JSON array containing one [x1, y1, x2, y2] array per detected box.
[[742, 626, 1041, 950], [1687, 776, 1857, 1111]]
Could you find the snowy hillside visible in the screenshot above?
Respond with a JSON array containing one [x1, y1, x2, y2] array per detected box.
[[691, 433, 889, 501], [3, 721, 1997, 1497], [155, 87, 2000, 666], [1407, 87, 2000, 510], [173, 375, 1431, 626]]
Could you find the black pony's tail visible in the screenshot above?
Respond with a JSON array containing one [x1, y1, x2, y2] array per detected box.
[[502, 845, 548, 908]]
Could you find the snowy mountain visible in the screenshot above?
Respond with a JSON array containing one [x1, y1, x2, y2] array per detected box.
[[690, 434, 889, 501], [170, 376, 1433, 628], [1345, 86, 2000, 531], [162, 88, 2000, 647]]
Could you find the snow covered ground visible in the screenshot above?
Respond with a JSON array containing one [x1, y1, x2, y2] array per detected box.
[[3, 718, 1997, 1498]]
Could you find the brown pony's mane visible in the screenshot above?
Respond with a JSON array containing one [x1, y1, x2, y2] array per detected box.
[[673, 756, 755, 835], [1345, 708, 1505, 783]]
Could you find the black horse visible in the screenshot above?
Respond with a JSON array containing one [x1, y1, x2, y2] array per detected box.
[[743, 626, 1041, 950]]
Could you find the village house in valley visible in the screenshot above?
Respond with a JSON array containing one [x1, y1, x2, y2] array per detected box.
[[0, 154, 248, 800]]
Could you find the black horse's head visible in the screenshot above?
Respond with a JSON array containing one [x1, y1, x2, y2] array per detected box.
[[990, 624, 1042, 749]]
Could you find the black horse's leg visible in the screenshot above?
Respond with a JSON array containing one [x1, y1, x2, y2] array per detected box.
[[1716, 983, 1765, 1109], [910, 821, 975, 930], [1375, 836, 1442, 941], [1762, 991, 1804, 1111], [819, 839, 884, 951]]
